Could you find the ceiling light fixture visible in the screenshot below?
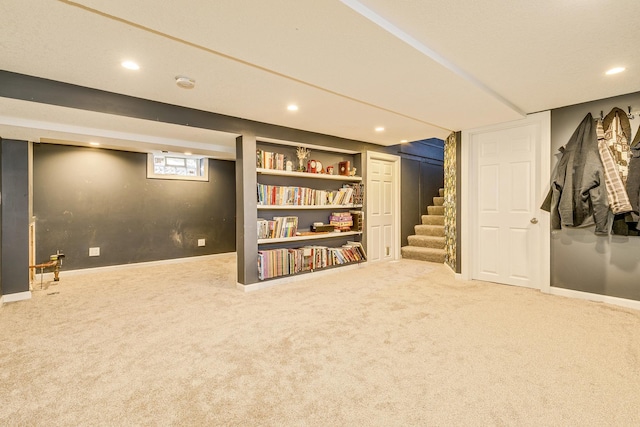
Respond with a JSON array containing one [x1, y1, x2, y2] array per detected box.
[[606, 67, 625, 75], [184, 152, 192, 156], [121, 60, 140, 70], [375, 127, 385, 132], [287, 104, 299, 111], [401, 139, 408, 143], [175, 75, 196, 89], [89, 142, 100, 146]]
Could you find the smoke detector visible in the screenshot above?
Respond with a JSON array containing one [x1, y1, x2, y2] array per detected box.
[[175, 76, 195, 89]]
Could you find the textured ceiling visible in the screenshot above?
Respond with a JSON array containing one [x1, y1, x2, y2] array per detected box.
[[1, 0, 639, 156]]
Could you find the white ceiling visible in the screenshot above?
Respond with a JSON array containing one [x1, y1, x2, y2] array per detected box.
[[1, 0, 639, 158]]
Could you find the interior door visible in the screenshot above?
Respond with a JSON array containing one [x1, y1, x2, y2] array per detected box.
[[472, 122, 541, 288], [367, 154, 399, 262]]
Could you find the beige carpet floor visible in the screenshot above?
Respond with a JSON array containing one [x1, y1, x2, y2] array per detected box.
[[1, 254, 640, 426]]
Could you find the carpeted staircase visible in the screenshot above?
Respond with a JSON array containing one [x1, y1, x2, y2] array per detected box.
[[401, 188, 445, 263]]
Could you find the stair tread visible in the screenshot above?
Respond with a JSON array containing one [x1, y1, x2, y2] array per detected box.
[[402, 246, 445, 253], [415, 224, 445, 236], [422, 215, 444, 225], [408, 235, 445, 249], [408, 235, 445, 242]]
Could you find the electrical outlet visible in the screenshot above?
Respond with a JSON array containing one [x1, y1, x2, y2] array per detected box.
[[197, 239, 205, 247], [89, 247, 100, 257]]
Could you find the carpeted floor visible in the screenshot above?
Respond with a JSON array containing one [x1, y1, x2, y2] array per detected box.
[[1, 253, 639, 426]]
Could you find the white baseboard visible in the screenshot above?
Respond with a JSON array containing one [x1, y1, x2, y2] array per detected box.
[[35, 252, 236, 281], [1, 291, 32, 304], [239, 262, 365, 292], [546, 287, 640, 311], [444, 262, 463, 280]]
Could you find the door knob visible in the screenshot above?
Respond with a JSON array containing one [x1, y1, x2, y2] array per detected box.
[[530, 218, 538, 224]]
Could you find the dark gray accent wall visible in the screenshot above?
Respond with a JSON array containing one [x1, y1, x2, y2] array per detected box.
[[33, 144, 236, 270], [392, 139, 445, 246], [236, 135, 258, 285], [0, 139, 29, 295], [550, 91, 640, 300]]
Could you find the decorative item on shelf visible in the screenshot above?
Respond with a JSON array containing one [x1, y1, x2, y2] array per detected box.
[[338, 160, 351, 176], [286, 160, 293, 172], [326, 166, 334, 175], [307, 159, 323, 174], [349, 167, 357, 177], [311, 223, 336, 232], [296, 147, 310, 172]]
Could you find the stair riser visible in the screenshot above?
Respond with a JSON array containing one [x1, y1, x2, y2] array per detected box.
[[433, 196, 444, 207], [439, 188, 444, 197], [422, 215, 444, 225], [427, 206, 445, 216], [401, 248, 445, 263], [415, 225, 445, 237]]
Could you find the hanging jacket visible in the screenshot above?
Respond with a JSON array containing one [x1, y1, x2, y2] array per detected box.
[[603, 108, 636, 235], [596, 119, 632, 214], [602, 107, 633, 185], [625, 127, 640, 226], [541, 113, 609, 234]]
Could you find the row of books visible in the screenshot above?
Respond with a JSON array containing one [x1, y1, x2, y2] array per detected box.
[[257, 241, 366, 280], [257, 183, 359, 206], [256, 150, 287, 170], [257, 216, 298, 239]]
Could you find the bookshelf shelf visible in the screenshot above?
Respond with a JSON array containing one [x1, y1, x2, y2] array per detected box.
[[258, 204, 363, 210], [258, 231, 362, 245], [257, 168, 362, 182]]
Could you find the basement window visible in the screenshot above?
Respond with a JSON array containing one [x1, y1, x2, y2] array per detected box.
[[147, 153, 209, 181]]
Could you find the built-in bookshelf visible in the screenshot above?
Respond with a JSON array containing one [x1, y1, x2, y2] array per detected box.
[[244, 138, 366, 284]]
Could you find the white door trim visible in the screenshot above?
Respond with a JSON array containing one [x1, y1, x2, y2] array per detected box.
[[365, 150, 401, 262], [461, 111, 550, 290]]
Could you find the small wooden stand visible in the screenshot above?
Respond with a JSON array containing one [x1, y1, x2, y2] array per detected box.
[[29, 252, 65, 289]]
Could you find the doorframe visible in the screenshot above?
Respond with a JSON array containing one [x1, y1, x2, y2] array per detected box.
[[461, 111, 551, 291], [365, 150, 401, 262]]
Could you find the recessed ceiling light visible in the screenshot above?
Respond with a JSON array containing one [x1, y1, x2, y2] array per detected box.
[[89, 142, 100, 146], [606, 67, 625, 75], [375, 127, 385, 132], [287, 104, 299, 111], [175, 76, 195, 89], [401, 140, 408, 143], [184, 152, 192, 156], [121, 60, 140, 70]]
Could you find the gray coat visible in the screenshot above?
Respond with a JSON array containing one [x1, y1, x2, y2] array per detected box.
[[542, 113, 609, 234]]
